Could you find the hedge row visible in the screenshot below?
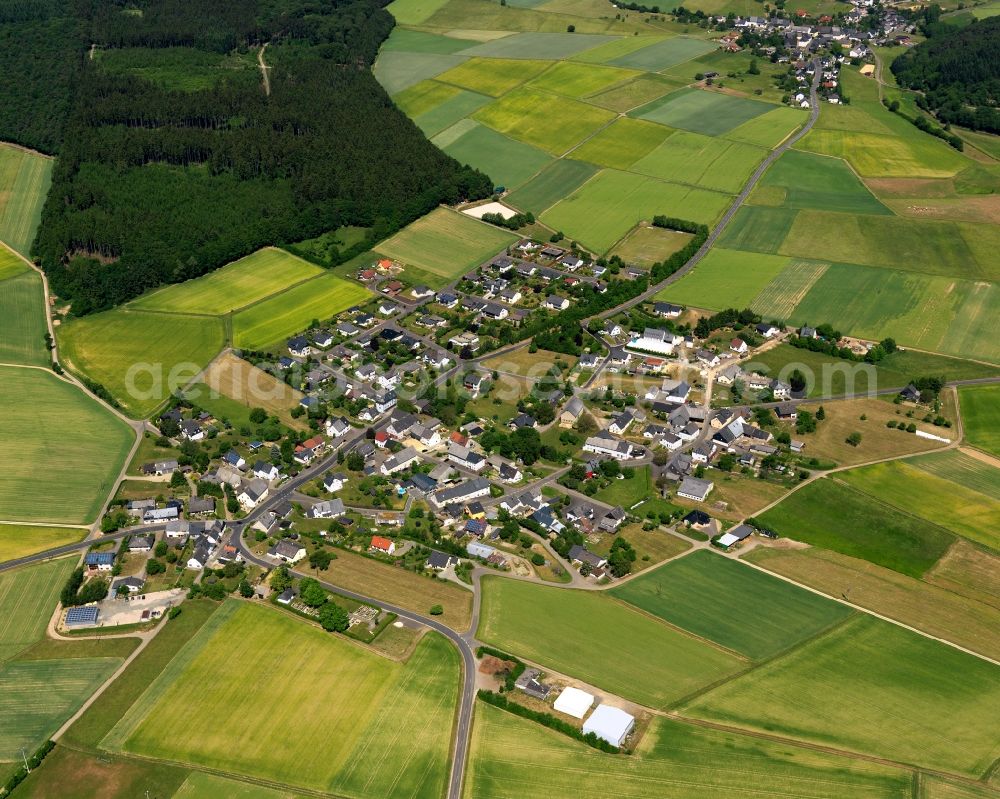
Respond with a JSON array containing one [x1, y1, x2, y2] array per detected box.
[[2, 740, 55, 796]]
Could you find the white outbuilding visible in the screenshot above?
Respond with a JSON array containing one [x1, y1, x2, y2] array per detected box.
[[552, 686, 595, 719], [583, 704, 635, 747]]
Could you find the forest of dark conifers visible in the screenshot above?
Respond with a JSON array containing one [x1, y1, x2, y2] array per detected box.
[[0, 0, 490, 314]]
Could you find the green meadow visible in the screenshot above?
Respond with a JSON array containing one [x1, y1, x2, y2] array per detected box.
[[683, 615, 1000, 779], [0, 268, 48, 366], [439, 121, 552, 188], [631, 130, 767, 193], [0, 145, 53, 258], [504, 159, 599, 214], [570, 117, 674, 170], [750, 150, 891, 214], [478, 576, 744, 709], [635, 87, 773, 136], [660, 248, 789, 309], [0, 558, 74, 663], [958, 384, 1000, 458]]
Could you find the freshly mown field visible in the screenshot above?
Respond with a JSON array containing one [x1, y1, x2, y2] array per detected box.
[[682, 615, 1000, 778], [745, 545, 1000, 662], [0, 145, 54, 258], [634, 87, 773, 136], [107, 602, 459, 798], [199, 351, 305, 428], [231, 272, 371, 349], [659, 248, 789, 309], [0, 658, 122, 761], [375, 207, 518, 286], [478, 577, 744, 709], [747, 344, 999, 399], [130, 248, 323, 315], [959, 384, 1000, 458], [609, 224, 692, 268], [612, 550, 853, 660], [504, 159, 599, 214], [0, 367, 134, 523], [838, 459, 1000, 551], [0, 268, 48, 365], [750, 150, 891, 215], [439, 121, 552, 189], [0, 524, 87, 563], [466, 702, 913, 799], [631, 130, 767, 193], [570, 117, 674, 170], [757, 477, 955, 578], [474, 87, 616, 154], [0, 558, 73, 663], [541, 169, 731, 253], [925, 539, 1000, 611], [58, 309, 226, 418], [434, 57, 550, 96]]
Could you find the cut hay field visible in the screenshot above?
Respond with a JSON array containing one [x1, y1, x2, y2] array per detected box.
[[478, 576, 744, 709], [438, 120, 552, 189], [231, 272, 371, 350], [634, 87, 773, 136], [925, 539, 1000, 611], [106, 602, 459, 798], [58, 309, 226, 418], [631, 130, 766, 194], [909, 449, 1000, 501], [504, 159, 598, 214], [745, 545, 1000, 662], [682, 615, 1000, 778], [609, 224, 692, 268], [130, 248, 323, 315], [0, 145, 53, 258], [839, 459, 1000, 551], [473, 87, 616, 154], [750, 150, 891, 215], [659, 248, 789, 309], [570, 117, 674, 170], [757, 476, 955, 578], [0, 558, 73, 663], [959, 384, 1000, 458], [0, 268, 47, 365], [0, 657, 122, 760], [466, 702, 913, 799], [611, 550, 853, 660], [0, 367, 134, 524], [198, 351, 305, 428], [0, 524, 86, 563], [375, 207, 518, 286], [541, 169, 731, 253]]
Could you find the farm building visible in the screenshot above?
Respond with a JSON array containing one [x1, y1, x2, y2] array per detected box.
[[553, 686, 595, 719], [678, 476, 714, 502], [65, 606, 99, 628], [583, 704, 635, 747], [717, 523, 754, 550], [467, 540, 497, 560]]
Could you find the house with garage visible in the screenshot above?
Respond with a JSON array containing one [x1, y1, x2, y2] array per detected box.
[[268, 539, 306, 564], [308, 498, 345, 519], [583, 432, 637, 461]]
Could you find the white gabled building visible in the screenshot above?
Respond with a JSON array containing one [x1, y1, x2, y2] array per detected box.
[[583, 433, 637, 461], [628, 327, 681, 356]]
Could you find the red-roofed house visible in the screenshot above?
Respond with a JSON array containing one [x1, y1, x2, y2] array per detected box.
[[370, 535, 396, 555], [731, 338, 748, 354], [450, 431, 468, 447], [374, 430, 389, 448]]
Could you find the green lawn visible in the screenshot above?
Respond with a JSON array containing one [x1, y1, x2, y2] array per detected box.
[[593, 465, 651, 507], [440, 121, 552, 189], [231, 272, 372, 349], [682, 615, 1000, 779], [478, 576, 744, 709], [541, 168, 731, 253], [0, 145, 53, 259], [631, 130, 767, 193], [380, 28, 480, 54], [635, 87, 774, 136], [58, 308, 225, 418], [130, 248, 324, 315], [474, 87, 616, 155], [757, 477, 955, 578], [0, 367, 135, 523], [612, 551, 853, 659], [0, 524, 87, 563], [106, 602, 459, 798], [609, 224, 692, 268], [375, 207, 518, 285], [959, 384, 1000, 458], [659, 248, 789, 310], [504, 159, 599, 215], [0, 558, 74, 663], [467, 701, 912, 799], [0, 269, 48, 365], [750, 150, 891, 215], [0, 657, 122, 760]]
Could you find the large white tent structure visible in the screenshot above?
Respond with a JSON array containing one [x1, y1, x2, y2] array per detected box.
[[552, 686, 594, 719], [582, 704, 635, 747]]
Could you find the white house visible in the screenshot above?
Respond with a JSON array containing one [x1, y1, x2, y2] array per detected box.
[[381, 446, 419, 475], [583, 433, 636, 461], [448, 442, 486, 472], [629, 327, 680, 356], [237, 479, 269, 509], [323, 473, 348, 492], [268, 539, 306, 564], [730, 338, 748, 355], [677, 476, 714, 502]]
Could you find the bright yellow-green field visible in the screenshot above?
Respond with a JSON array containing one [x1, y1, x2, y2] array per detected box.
[[0, 558, 74, 663], [105, 602, 459, 798], [0, 247, 27, 282], [0, 145, 53, 258], [435, 57, 550, 96], [527, 60, 640, 98], [58, 308, 226, 418], [0, 524, 87, 563], [570, 117, 674, 169], [231, 272, 371, 349], [130, 248, 323, 315], [376, 206, 517, 282]]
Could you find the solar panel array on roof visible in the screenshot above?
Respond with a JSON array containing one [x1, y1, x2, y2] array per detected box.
[[65, 606, 98, 626]]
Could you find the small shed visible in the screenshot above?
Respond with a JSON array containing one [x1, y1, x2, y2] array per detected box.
[[553, 686, 595, 719]]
